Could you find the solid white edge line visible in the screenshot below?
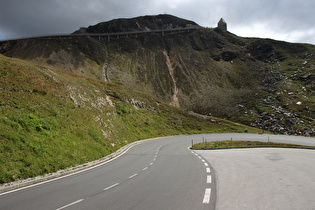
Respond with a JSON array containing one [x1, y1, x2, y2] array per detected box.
[[56, 199, 84, 210], [0, 140, 140, 196], [103, 183, 119, 191], [207, 175, 212, 184], [206, 167, 211, 173], [1, 138, 168, 196], [203, 188, 211, 204]]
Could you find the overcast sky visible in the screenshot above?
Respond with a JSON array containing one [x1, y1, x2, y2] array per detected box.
[[1, 0, 314, 44]]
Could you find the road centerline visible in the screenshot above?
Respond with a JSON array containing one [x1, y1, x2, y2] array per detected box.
[[104, 183, 120, 191], [56, 199, 84, 210], [129, 173, 138, 179]]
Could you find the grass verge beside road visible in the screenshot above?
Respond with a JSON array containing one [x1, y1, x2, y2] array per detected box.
[[192, 140, 315, 150]]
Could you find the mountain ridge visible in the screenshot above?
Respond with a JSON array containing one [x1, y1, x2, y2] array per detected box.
[[73, 14, 201, 34]]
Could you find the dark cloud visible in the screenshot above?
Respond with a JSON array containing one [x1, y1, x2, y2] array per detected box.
[[1, 0, 315, 44]]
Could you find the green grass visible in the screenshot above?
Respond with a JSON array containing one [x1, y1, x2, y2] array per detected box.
[[192, 140, 315, 150], [0, 54, 261, 184]]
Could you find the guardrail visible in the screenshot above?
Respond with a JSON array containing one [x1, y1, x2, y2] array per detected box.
[[0, 26, 203, 44]]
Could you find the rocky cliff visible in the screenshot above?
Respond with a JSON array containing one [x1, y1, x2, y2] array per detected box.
[[1, 15, 314, 135]]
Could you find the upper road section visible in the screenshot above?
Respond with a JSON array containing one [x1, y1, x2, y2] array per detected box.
[[0, 26, 202, 43]]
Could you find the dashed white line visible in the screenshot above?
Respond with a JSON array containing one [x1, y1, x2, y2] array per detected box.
[[203, 188, 211, 204], [190, 150, 213, 205], [104, 183, 120, 191], [56, 199, 84, 210], [129, 173, 138, 179], [142, 167, 148, 171], [207, 175, 212, 184], [150, 162, 154, 166]]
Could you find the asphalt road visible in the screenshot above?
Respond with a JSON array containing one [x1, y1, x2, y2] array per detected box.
[[0, 135, 215, 210], [0, 133, 314, 210], [197, 148, 315, 210], [195, 133, 315, 210]]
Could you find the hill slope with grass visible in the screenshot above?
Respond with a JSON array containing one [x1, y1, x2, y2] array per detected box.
[[0, 54, 259, 183], [0, 14, 314, 135]]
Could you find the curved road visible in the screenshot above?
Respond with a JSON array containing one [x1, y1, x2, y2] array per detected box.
[[0, 133, 314, 210]]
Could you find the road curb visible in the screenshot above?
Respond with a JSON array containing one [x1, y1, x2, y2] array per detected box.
[[0, 137, 165, 194]]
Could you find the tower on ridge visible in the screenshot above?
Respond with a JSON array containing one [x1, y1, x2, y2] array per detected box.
[[217, 18, 227, 31]]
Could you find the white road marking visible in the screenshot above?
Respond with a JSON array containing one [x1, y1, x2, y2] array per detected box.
[[103, 183, 119, 191], [203, 188, 211, 204], [207, 175, 212, 184], [142, 167, 148, 171], [191, 150, 212, 204], [129, 173, 138, 179], [56, 199, 84, 210], [150, 162, 154, 165]]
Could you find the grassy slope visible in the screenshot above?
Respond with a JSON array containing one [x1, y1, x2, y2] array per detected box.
[[0, 55, 260, 183]]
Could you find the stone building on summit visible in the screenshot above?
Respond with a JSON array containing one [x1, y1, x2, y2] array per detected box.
[[217, 18, 227, 31]]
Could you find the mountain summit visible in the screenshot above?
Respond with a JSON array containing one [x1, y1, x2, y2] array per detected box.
[[73, 14, 202, 34]]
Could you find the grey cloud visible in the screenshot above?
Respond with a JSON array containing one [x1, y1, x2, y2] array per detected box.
[[0, 0, 315, 44], [225, 0, 315, 32]]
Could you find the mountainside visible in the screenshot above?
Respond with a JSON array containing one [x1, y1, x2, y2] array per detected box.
[[0, 54, 257, 183], [0, 14, 314, 136]]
